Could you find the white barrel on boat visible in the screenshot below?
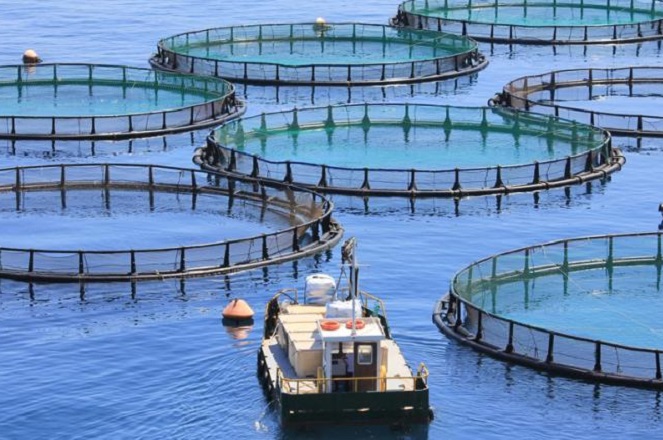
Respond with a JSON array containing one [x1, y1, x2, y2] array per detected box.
[[304, 273, 336, 304], [325, 298, 363, 318]]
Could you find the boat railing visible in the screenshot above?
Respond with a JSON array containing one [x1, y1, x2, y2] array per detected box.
[[274, 288, 299, 304], [333, 287, 387, 318], [416, 363, 429, 390], [275, 365, 429, 394], [263, 288, 300, 338], [359, 290, 388, 322]]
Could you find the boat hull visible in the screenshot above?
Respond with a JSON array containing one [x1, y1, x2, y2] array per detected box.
[[258, 349, 431, 427]]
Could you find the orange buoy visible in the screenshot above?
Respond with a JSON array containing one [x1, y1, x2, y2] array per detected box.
[[22, 49, 41, 64], [320, 319, 341, 331], [222, 298, 254, 320], [346, 319, 366, 330]]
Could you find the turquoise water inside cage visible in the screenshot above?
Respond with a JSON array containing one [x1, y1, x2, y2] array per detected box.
[[0, 83, 218, 117], [182, 38, 455, 66], [544, 95, 663, 116], [418, 4, 663, 26], [0, 190, 280, 250], [228, 123, 591, 168], [468, 264, 663, 348]]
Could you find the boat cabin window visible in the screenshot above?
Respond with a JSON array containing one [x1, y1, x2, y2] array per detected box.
[[331, 342, 354, 354], [357, 345, 373, 365]]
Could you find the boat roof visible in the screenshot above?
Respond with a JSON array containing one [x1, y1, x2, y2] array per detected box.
[[318, 317, 385, 343]]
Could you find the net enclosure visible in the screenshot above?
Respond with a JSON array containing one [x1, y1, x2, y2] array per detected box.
[[494, 66, 663, 137], [0, 164, 342, 282], [198, 103, 623, 197], [149, 23, 487, 86], [0, 63, 244, 141], [0, 131, 201, 159], [436, 232, 663, 389], [392, 0, 663, 44]]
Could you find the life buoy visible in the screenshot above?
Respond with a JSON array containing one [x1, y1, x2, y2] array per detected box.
[[345, 319, 365, 330], [320, 320, 340, 331]]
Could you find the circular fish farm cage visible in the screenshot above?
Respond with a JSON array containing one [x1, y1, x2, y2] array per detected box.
[[435, 232, 663, 389], [197, 103, 623, 197], [0, 164, 342, 282], [392, 0, 663, 45], [0, 63, 244, 141], [149, 23, 487, 86], [495, 66, 663, 137]]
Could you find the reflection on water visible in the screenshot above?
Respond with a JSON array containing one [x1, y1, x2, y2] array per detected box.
[[222, 317, 255, 342]]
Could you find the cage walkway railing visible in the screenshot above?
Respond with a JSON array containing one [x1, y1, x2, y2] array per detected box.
[[0, 164, 342, 282], [200, 103, 623, 197], [0, 63, 245, 140], [436, 231, 663, 389], [150, 23, 487, 86], [495, 66, 663, 137], [393, 0, 663, 45]]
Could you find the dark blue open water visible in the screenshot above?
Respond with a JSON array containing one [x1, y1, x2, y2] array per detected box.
[[2, 1, 663, 439]]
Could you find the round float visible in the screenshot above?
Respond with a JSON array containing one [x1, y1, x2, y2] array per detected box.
[[198, 103, 623, 197], [0, 164, 342, 282], [495, 66, 663, 137], [0, 63, 244, 141], [393, 0, 663, 45], [149, 23, 487, 86], [436, 231, 663, 389]]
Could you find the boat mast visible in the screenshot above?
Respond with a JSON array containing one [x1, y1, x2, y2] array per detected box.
[[342, 238, 358, 334]]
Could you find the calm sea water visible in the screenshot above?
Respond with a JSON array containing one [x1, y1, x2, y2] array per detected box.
[[2, 1, 663, 439]]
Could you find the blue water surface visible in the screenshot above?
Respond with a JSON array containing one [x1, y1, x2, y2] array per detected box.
[[2, 1, 663, 439]]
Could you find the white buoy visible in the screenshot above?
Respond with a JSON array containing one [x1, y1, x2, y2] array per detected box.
[[22, 49, 41, 64], [313, 17, 328, 33]]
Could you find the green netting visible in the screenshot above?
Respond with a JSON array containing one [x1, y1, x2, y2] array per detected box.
[[0, 131, 199, 158], [438, 232, 663, 388], [394, 0, 663, 44], [0, 164, 342, 282], [497, 66, 663, 137], [0, 63, 244, 140], [150, 23, 487, 85], [200, 103, 621, 197]]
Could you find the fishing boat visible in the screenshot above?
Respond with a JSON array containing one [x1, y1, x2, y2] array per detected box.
[[257, 238, 432, 427]]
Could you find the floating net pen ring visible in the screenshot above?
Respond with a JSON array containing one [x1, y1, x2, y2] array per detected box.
[[436, 231, 663, 389], [494, 66, 663, 137], [0, 63, 245, 141], [0, 164, 342, 282], [149, 22, 488, 86], [393, 0, 663, 45], [197, 103, 624, 198]]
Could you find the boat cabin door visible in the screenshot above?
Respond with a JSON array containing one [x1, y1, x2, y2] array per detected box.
[[353, 342, 378, 392]]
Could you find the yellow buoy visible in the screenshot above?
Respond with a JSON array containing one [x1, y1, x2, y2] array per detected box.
[[222, 298, 254, 320], [22, 49, 41, 64]]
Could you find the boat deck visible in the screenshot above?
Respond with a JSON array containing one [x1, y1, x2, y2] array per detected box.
[[382, 338, 417, 391], [261, 302, 418, 394], [262, 339, 319, 394]]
